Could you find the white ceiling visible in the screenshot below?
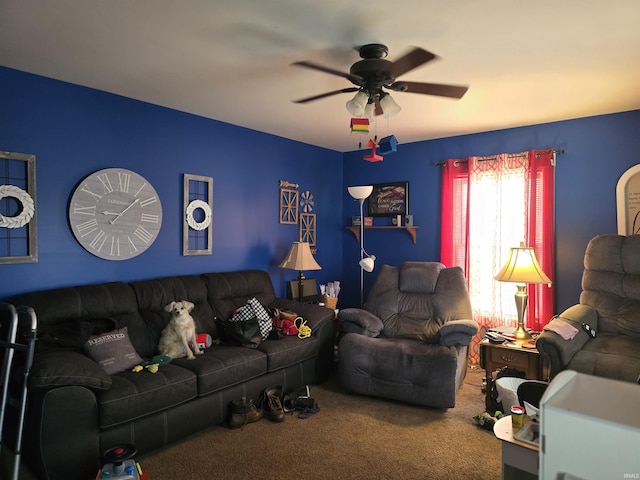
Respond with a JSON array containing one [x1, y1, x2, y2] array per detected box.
[[2, 0, 640, 152]]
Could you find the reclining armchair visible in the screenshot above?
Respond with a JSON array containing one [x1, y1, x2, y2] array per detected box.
[[337, 262, 478, 408], [537, 234, 640, 383]]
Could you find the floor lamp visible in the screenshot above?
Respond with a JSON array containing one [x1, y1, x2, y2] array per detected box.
[[348, 185, 375, 307], [494, 242, 551, 344]]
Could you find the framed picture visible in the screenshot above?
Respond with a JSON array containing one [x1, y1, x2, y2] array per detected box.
[[367, 181, 409, 217]]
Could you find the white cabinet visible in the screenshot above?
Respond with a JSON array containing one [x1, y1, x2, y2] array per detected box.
[[540, 371, 640, 480]]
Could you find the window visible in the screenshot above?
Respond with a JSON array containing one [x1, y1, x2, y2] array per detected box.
[[441, 150, 555, 363]]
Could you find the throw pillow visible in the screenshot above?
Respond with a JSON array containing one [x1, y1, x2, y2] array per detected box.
[[247, 297, 273, 340], [83, 326, 144, 375]]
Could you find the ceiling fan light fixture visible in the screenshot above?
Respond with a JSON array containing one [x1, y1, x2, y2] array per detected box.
[[379, 93, 401, 119], [346, 91, 369, 117], [364, 101, 376, 121]]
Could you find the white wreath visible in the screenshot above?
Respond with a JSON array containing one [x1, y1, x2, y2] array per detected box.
[[185, 199, 212, 231], [0, 185, 35, 229]]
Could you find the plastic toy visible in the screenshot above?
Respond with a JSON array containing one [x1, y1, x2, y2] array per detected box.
[[131, 354, 171, 373], [97, 444, 148, 479]]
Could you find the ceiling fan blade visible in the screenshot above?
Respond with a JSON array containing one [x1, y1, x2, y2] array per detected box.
[[387, 48, 437, 78], [291, 61, 364, 85], [293, 87, 360, 104], [389, 81, 468, 99]]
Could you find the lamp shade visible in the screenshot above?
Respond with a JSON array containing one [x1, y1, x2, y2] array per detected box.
[[379, 93, 401, 119], [346, 91, 369, 117], [359, 255, 375, 273], [348, 185, 373, 200], [494, 242, 551, 284], [278, 242, 321, 271]]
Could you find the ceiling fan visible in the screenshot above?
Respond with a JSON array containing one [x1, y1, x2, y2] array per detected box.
[[292, 43, 468, 118]]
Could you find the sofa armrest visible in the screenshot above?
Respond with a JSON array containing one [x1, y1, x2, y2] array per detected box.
[[536, 304, 598, 378], [29, 350, 112, 390], [438, 319, 479, 346], [338, 308, 384, 337]]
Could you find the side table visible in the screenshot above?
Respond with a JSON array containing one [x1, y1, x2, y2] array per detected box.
[[479, 339, 549, 411], [493, 415, 538, 480]]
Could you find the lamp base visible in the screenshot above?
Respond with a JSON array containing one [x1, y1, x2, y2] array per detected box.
[[514, 323, 533, 343], [514, 285, 533, 345]]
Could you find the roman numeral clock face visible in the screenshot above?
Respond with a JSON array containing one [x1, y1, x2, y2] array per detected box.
[[69, 168, 163, 260]]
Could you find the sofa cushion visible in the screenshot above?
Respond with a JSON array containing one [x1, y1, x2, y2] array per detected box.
[[399, 262, 444, 293], [84, 327, 144, 375], [29, 350, 112, 390], [170, 346, 267, 396], [568, 333, 640, 383], [11, 282, 145, 352], [97, 364, 197, 428], [201, 270, 277, 320], [257, 336, 319, 372], [130, 275, 219, 357]]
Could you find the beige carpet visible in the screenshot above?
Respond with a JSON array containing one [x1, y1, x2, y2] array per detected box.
[[140, 366, 502, 480]]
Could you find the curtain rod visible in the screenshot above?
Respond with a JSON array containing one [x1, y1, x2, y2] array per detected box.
[[433, 149, 564, 167]]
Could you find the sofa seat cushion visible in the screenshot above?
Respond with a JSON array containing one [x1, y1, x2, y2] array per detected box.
[[568, 333, 640, 383], [97, 364, 197, 429], [170, 346, 267, 396], [256, 336, 319, 372], [338, 333, 459, 408]]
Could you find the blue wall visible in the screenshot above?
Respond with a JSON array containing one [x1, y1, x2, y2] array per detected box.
[[0, 67, 343, 299], [341, 110, 640, 312], [3, 66, 640, 319]]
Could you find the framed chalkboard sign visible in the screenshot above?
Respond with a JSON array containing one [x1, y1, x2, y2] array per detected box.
[[616, 164, 640, 235], [367, 181, 409, 217]]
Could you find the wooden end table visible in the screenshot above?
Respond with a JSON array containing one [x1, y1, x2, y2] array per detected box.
[[479, 339, 549, 412]]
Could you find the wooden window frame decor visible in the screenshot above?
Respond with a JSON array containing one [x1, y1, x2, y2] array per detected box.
[[367, 181, 409, 217], [0, 151, 37, 264], [299, 213, 317, 246], [183, 173, 213, 256], [279, 180, 299, 225]]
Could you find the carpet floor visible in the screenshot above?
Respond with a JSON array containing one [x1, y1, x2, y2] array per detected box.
[[139, 365, 502, 480]]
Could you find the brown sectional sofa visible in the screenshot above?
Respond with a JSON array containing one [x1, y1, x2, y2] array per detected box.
[[8, 270, 335, 480]]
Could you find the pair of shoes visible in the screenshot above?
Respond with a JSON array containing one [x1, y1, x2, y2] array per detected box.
[[262, 387, 285, 422], [283, 385, 315, 413], [229, 396, 263, 429]]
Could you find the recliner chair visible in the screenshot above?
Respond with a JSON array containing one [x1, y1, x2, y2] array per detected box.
[[337, 262, 478, 408], [536, 234, 640, 383]]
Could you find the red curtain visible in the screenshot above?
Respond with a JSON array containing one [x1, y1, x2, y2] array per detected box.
[[441, 150, 555, 362], [440, 159, 469, 271], [525, 149, 555, 332]]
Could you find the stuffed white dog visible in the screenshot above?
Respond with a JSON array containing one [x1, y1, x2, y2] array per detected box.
[[158, 301, 203, 360]]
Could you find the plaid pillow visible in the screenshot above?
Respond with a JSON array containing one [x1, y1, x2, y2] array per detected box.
[[248, 297, 273, 340]]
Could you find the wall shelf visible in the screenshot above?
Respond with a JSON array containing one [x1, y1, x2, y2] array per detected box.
[[346, 226, 419, 244]]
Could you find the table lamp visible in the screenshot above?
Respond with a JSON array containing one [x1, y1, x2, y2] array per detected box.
[[278, 241, 321, 301], [494, 242, 551, 343]]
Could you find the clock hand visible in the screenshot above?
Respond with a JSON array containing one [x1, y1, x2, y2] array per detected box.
[[110, 198, 140, 224], [101, 211, 122, 216]]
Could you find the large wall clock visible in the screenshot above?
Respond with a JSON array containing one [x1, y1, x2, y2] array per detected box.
[[69, 168, 163, 260]]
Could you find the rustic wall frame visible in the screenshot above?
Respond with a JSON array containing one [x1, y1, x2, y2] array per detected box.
[[0, 151, 37, 264], [183, 173, 213, 255]]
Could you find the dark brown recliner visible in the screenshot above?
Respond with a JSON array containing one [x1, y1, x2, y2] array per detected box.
[[536, 234, 640, 383], [337, 262, 478, 408]]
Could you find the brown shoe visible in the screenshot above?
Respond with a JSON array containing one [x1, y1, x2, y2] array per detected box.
[[263, 387, 285, 422], [229, 396, 263, 429]]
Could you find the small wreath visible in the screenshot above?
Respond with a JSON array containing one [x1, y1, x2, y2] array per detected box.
[[185, 199, 212, 231], [0, 185, 35, 229]]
